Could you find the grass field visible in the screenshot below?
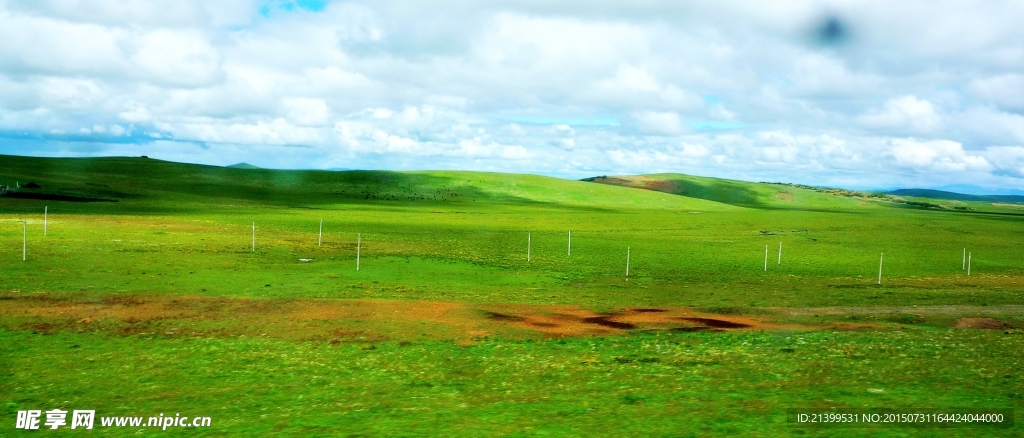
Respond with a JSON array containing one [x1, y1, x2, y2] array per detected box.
[[2, 154, 1023, 436]]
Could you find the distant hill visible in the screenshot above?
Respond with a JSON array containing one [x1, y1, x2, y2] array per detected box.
[[226, 163, 260, 169], [582, 173, 876, 210], [886, 189, 1024, 204], [0, 154, 726, 212]]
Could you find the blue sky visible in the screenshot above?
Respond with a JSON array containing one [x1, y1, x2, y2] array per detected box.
[[259, 0, 327, 17], [2, 0, 1024, 193]]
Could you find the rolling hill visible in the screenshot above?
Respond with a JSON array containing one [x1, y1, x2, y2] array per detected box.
[[886, 188, 1024, 204], [582, 173, 882, 210], [5, 154, 1022, 217], [0, 154, 726, 212], [226, 162, 261, 169]]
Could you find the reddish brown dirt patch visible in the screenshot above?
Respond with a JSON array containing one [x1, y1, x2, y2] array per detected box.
[[680, 317, 751, 329], [581, 316, 637, 330], [954, 317, 1006, 329], [0, 294, 804, 341], [483, 311, 526, 322], [592, 176, 679, 195], [671, 326, 712, 332], [638, 179, 679, 193], [473, 305, 788, 337], [774, 192, 794, 201]]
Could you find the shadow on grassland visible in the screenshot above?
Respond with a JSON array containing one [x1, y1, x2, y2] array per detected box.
[[588, 175, 861, 213], [0, 155, 554, 213]]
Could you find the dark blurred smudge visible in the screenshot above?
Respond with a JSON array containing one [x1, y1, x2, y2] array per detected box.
[[816, 15, 848, 46]]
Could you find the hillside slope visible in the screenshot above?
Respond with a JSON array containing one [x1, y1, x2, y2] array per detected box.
[[226, 162, 261, 169], [584, 173, 877, 210], [0, 155, 730, 212], [887, 189, 1024, 204]]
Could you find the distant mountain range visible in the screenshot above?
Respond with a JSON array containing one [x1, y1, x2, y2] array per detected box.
[[886, 189, 1024, 204]]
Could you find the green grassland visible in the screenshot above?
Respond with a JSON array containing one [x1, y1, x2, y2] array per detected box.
[[4, 329, 1021, 436], [2, 154, 1024, 436]]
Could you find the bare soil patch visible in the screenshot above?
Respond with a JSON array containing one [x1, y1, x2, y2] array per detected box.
[[14, 295, 1010, 341], [954, 317, 1007, 329], [680, 317, 751, 329], [592, 175, 679, 194], [0, 294, 799, 342], [468, 305, 785, 337]]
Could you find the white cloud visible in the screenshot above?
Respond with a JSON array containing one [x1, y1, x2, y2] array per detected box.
[[36, 78, 107, 110], [2, 1, 1024, 191], [119, 104, 152, 123], [129, 30, 223, 87], [596, 66, 661, 93], [859, 96, 943, 134], [474, 13, 649, 76], [502, 123, 527, 136], [789, 53, 881, 98], [708, 104, 735, 120], [982, 146, 1024, 177], [632, 111, 686, 136], [890, 139, 992, 172], [552, 124, 574, 136], [10, 0, 213, 28], [283, 97, 330, 126], [680, 142, 710, 158], [591, 66, 705, 112], [501, 145, 529, 160], [0, 12, 128, 77], [168, 118, 323, 146], [458, 138, 490, 157], [954, 106, 1024, 144], [379, 132, 418, 153], [969, 74, 1024, 112]]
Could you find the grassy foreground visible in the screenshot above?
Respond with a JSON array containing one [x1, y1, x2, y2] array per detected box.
[[2, 155, 1024, 435], [3, 328, 1021, 436]]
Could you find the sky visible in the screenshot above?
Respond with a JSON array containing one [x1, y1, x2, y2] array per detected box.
[[2, 0, 1024, 192]]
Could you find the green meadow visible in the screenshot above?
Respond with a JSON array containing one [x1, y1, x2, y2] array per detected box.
[[2, 154, 1023, 436]]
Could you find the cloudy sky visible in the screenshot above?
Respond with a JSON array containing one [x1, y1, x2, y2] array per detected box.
[[2, 0, 1024, 192]]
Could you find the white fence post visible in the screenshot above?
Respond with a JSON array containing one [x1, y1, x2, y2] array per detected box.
[[764, 245, 768, 271], [626, 246, 630, 281], [878, 252, 884, 285]]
